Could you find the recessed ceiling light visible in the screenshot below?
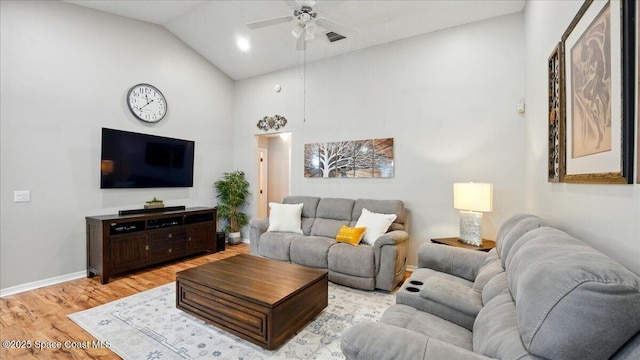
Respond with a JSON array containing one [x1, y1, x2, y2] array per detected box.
[[236, 37, 250, 52]]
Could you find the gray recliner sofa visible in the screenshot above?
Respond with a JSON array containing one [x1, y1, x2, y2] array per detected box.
[[249, 196, 409, 291], [341, 214, 640, 359]]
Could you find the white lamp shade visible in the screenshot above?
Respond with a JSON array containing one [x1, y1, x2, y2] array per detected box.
[[453, 183, 493, 212]]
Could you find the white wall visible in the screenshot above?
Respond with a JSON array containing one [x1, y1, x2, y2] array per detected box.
[[0, 1, 234, 290], [234, 13, 526, 267], [524, 1, 640, 275]]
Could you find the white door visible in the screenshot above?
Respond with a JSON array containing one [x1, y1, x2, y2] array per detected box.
[[257, 148, 268, 218]]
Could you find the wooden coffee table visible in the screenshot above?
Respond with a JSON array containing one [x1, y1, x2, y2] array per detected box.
[[175, 254, 328, 350]]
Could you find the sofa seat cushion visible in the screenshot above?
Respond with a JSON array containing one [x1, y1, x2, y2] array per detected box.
[[328, 243, 375, 278], [382, 304, 473, 350], [290, 235, 335, 268], [396, 268, 479, 330], [257, 232, 305, 261], [508, 227, 640, 360], [473, 292, 534, 360]]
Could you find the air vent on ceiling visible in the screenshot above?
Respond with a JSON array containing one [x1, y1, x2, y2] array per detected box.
[[325, 31, 346, 43]]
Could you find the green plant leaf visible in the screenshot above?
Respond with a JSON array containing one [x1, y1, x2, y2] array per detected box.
[[214, 170, 250, 233]]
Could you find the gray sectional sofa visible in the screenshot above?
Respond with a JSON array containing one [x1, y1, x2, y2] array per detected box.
[[341, 214, 640, 360], [249, 196, 409, 291]]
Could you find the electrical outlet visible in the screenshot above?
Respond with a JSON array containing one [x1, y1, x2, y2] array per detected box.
[[14, 190, 30, 202]]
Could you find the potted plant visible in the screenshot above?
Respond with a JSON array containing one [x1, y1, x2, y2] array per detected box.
[[214, 170, 250, 245], [144, 197, 164, 209]]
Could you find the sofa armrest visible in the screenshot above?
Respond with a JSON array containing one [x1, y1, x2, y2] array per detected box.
[[249, 218, 269, 255], [341, 322, 496, 360], [417, 243, 488, 282], [373, 230, 409, 291], [374, 230, 409, 248]]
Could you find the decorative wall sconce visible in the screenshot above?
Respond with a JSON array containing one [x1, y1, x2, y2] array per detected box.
[[257, 115, 288, 131]]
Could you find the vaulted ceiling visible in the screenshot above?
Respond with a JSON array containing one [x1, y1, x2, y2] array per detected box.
[[64, 0, 525, 80]]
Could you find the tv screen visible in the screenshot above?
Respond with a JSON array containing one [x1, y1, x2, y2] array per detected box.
[[100, 128, 194, 188]]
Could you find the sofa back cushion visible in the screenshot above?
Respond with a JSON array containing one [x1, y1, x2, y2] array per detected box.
[[310, 198, 354, 238], [283, 196, 320, 235], [508, 227, 640, 360], [473, 292, 537, 360], [472, 248, 504, 294], [495, 214, 550, 268], [481, 271, 508, 305], [611, 331, 640, 360], [352, 199, 406, 231]]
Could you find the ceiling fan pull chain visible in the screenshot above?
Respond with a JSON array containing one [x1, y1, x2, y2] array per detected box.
[[303, 44, 307, 123]]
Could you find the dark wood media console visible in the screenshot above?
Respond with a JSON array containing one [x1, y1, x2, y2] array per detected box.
[[86, 207, 217, 284]]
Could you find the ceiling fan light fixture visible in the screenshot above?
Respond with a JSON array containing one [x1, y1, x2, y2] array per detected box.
[[291, 23, 304, 39], [248, 0, 354, 51], [305, 22, 316, 40]]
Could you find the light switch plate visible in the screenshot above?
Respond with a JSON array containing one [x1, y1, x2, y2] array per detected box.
[[14, 190, 30, 202]]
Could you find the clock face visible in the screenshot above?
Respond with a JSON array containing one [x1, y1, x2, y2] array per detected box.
[[127, 84, 167, 123]]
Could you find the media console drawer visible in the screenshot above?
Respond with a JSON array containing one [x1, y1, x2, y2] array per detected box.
[[149, 227, 187, 263]]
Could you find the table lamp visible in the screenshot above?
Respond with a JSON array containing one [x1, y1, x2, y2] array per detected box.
[[453, 182, 493, 246]]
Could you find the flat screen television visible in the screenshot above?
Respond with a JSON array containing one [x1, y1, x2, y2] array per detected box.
[[100, 128, 194, 188]]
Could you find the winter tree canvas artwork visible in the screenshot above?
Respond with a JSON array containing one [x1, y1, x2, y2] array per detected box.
[[304, 138, 394, 178]]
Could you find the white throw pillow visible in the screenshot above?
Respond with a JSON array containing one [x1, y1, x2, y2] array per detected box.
[[355, 208, 397, 245], [267, 203, 303, 234]]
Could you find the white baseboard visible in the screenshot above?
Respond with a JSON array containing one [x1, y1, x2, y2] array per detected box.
[[0, 270, 86, 297], [1, 241, 253, 297]]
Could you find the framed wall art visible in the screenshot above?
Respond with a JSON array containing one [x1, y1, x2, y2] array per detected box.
[[561, 0, 635, 184], [548, 42, 565, 182], [304, 138, 394, 178]]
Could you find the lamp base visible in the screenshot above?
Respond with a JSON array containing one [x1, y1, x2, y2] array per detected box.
[[459, 210, 483, 246]]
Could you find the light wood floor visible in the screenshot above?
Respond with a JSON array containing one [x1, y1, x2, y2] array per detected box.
[[1, 243, 250, 359], [1, 243, 410, 359]]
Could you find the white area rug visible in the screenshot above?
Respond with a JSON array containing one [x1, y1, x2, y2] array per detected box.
[[69, 282, 394, 359]]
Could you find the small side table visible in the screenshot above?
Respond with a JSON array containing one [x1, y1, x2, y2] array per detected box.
[[431, 237, 496, 252]]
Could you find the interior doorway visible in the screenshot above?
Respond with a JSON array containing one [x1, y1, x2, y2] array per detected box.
[[257, 148, 268, 218], [255, 132, 292, 218]]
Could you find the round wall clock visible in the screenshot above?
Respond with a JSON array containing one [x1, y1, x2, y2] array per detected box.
[[127, 83, 167, 123]]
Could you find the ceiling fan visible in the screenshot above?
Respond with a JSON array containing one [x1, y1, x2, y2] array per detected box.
[[246, 0, 357, 50]]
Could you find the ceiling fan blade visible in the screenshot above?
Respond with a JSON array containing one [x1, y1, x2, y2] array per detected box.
[[296, 35, 306, 51], [283, 0, 301, 9], [316, 17, 358, 37], [247, 15, 294, 29], [297, 0, 316, 8], [314, 0, 343, 12]]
